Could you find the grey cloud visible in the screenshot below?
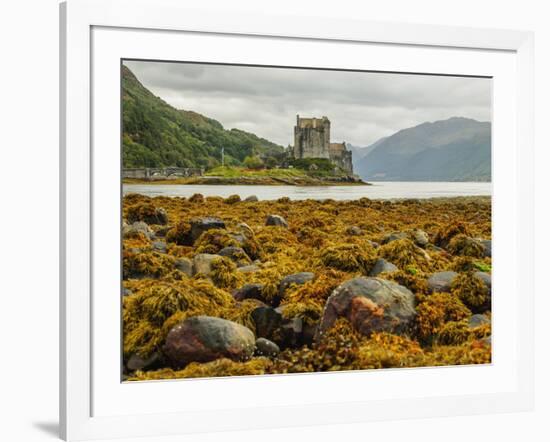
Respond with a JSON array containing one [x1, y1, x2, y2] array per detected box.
[[124, 60, 491, 147]]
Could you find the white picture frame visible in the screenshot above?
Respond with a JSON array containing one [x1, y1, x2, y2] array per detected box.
[[60, 0, 534, 440]]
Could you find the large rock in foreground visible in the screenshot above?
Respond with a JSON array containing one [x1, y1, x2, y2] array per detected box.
[[163, 316, 255, 368], [318, 277, 416, 339]]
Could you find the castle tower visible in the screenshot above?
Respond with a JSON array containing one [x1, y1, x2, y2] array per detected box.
[[293, 115, 331, 159]]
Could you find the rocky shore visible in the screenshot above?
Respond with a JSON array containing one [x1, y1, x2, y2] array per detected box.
[[122, 194, 492, 380], [123, 174, 367, 186]]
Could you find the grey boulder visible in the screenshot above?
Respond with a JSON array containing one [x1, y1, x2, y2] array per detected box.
[[265, 214, 288, 228], [255, 338, 280, 356], [163, 316, 255, 368], [427, 271, 458, 293], [318, 277, 416, 339], [190, 217, 226, 243], [369, 258, 398, 276]]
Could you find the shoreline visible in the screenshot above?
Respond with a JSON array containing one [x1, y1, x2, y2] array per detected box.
[[123, 176, 369, 186]]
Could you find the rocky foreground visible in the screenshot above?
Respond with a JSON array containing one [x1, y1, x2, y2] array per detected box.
[[122, 194, 492, 380]]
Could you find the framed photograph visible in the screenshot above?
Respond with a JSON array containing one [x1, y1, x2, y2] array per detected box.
[[60, 0, 534, 440]]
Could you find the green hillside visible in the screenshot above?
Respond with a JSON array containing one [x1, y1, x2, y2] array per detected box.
[[122, 65, 284, 169]]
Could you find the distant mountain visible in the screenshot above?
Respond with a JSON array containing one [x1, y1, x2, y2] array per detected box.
[[355, 117, 491, 182], [347, 138, 388, 171], [122, 65, 284, 168]]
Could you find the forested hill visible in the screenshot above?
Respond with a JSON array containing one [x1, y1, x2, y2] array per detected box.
[[122, 65, 284, 168]]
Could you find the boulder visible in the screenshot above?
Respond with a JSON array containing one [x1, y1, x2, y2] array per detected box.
[[237, 264, 260, 274], [151, 240, 167, 253], [381, 232, 407, 244], [318, 277, 416, 338], [266, 214, 288, 228], [412, 229, 430, 247], [369, 258, 398, 276], [469, 314, 490, 328], [474, 271, 491, 291], [244, 195, 259, 202], [251, 306, 282, 341], [479, 239, 492, 257], [122, 221, 154, 239], [127, 205, 168, 225], [279, 316, 304, 348], [192, 253, 219, 276], [218, 246, 252, 266], [190, 217, 226, 243], [255, 338, 280, 356], [174, 257, 193, 276], [236, 222, 255, 238], [163, 316, 255, 368], [278, 272, 315, 298], [126, 351, 162, 372], [232, 283, 265, 302], [427, 271, 458, 293], [346, 226, 363, 236]]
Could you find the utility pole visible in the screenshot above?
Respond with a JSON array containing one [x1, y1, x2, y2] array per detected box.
[[221, 146, 224, 167]]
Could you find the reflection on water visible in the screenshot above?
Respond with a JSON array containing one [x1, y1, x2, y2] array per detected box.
[[123, 181, 491, 201]]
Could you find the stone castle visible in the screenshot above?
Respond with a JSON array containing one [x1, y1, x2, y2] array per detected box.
[[292, 115, 353, 174]]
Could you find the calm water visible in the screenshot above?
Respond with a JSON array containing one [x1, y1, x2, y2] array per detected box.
[[123, 182, 491, 201]]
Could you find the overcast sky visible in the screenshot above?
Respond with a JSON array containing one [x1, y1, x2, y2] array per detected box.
[[124, 60, 492, 147]]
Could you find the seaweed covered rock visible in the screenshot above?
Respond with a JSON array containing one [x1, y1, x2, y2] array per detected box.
[[190, 217, 226, 243], [346, 226, 363, 236], [127, 203, 168, 225], [469, 313, 490, 328], [218, 246, 252, 266], [447, 234, 485, 258], [251, 306, 282, 341], [319, 243, 377, 274], [378, 238, 431, 271], [278, 272, 315, 299], [151, 240, 167, 253], [318, 277, 416, 339], [265, 214, 288, 228], [451, 271, 491, 313], [369, 258, 398, 276], [192, 253, 219, 276], [225, 194, 241, 204], [208, 256, 242, 289], [126, 351, 162, 372], [174, 257, 193, 276], [381, 232, 408, 244], [244, 195, 259, 202], [411, 229, 430, 247], [163, 316, 255, 368], [233, 283, 265, 302], [123, 251, 176, 279], [479, 239, 492, 257], [415, 292, 471, 341], [123, 221, 154, 239], [474, 271, 491, 290], [433, 221, 472, 248], [427, 271, 458, 293]]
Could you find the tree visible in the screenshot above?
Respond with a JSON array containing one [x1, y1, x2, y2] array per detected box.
[[243, 155, 264, 170], [264, 156, 279, 169]]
